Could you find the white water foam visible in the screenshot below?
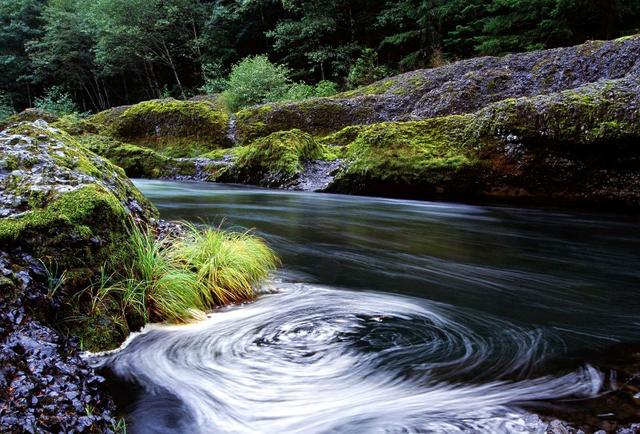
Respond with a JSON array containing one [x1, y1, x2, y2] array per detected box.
[[91, 284, 604, 433]]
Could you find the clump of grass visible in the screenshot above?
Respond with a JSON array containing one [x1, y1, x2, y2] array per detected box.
[[67, 223, 279, 350], [169, 223, 279, 305]]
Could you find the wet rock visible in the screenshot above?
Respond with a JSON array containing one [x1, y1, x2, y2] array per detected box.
[[0, 121, 159, 432], [0, 253, 117, 434], [235, 36, 640, 142]]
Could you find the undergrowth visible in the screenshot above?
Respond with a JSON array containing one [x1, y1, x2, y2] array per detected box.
[[67, 223, 278, 351]]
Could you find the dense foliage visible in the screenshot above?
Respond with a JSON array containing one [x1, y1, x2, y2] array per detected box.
[[1, 0, 639, 112]]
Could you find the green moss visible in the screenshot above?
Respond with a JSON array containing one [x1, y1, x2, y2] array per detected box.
[[0, 185, 130, 270], [470, 78, 640, 145], [615, 34, 639, 43], [338, 116, 480, 183], [336, 78, 395, 98], [51, 114, 98, 136], [235, 129, 327, 175], [235, 98, 375, 144], [94, 99, 231, 157], [79, 134, 196, 178]]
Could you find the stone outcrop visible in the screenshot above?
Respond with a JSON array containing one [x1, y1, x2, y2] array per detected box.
[[0, 120, 158, 432], [235, 36, 640, 143], [79, 35, 640, 209]]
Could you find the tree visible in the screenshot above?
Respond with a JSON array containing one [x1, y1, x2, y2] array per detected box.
[[0, 0, 45, 108], [91, 0, 206, 99], [267, 0, 384, 82], [27, 0, 106, 110]]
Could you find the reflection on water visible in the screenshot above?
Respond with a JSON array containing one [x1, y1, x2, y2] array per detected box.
[[96, 180, 640, 433]]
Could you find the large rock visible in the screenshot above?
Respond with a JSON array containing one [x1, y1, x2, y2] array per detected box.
[[0, 120, 156, 432], [0, 120, 157, 271], [235, 35, 640, 143], [90, 98, 231, 157], [325, 75, 640, 208]]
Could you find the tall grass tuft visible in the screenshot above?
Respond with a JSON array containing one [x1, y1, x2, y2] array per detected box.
[[68, 223, 279, 350], [168, 223, 280, 305]]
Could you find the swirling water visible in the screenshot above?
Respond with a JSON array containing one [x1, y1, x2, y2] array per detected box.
[[94, 181, 640, 433]]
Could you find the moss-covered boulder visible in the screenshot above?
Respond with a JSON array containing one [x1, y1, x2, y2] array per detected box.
[[218, 129, 338, 187], [0, 121, 157, 271], [235, 36, 640, 142], [236, 98, 376, 145], [326, 75, 640, 207], [0, 108, 59, 130], [90, 98, 230, 157], [326, 117, 483, 197], [78, 134, 197, 179]]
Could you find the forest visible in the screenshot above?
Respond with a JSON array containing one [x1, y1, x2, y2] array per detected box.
[[1, 0, 640, 114]]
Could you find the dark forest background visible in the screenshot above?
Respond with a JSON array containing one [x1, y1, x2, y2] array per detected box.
[[1, 0, 639, 113]]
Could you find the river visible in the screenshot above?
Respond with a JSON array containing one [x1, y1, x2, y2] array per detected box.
[[95, 180, 640, 433]]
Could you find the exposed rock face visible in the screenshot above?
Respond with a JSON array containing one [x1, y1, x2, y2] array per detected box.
[[0, 121, 158, 432], [81, 35, 640, 208], [326, 75, 640, 208], [235, 36, 640, 142], [0, 121, 157, 270]]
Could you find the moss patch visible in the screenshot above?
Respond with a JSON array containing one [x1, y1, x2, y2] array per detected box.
[[93, 99, 230, 157], [0, 185, 130, 270], [235, 98, 376, 144], [79, 134, 196, 179], [337, 116, 480, 184]]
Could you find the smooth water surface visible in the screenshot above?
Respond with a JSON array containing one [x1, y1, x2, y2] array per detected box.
[[97, 180, 640, 433]]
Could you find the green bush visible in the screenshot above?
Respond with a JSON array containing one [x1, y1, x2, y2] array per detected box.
[[282, 83, 316, 101], [201, 62, 228, 94], [34, 86, 79, 116], [314, 80, 339, 97], [281, 81, 339, 101], [0, 91, 15, 122], [222, 55, 292, 111], [347, 49, 391, 88]]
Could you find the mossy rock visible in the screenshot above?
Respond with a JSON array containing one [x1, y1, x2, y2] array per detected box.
[[235, 97, 377, 144], [235, 35, 640, 144], [79, 134, 197, 179], [325, 75, 640, 206], [220, 129, 336, 187], [92, 99, 231, 157], [0, 108, 59, 130], [328, 116, 484, 196], [51, 114, 99, 136], [470, 76, 640, 145], [0, 121, 157, 270]]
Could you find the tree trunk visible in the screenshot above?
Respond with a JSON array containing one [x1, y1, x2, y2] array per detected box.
[[149, 63, 161, 98], [26, 83, 32, 108], [82, 83, 98, 112], [122, 75, 130, 105], [162, 41, 186, 99]]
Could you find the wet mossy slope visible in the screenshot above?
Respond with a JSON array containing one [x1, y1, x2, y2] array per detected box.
[[79, 35, 640, 208]]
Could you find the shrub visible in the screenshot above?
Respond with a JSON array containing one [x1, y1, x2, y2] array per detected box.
[[347, 49, 391, 88], [200, 62, 228, 94], [221, 55, 292, 111], [314, 80, 339, 97], [0, 91, 14, 122], [281, 81, 339, 101], [34, 86, 78, 116], [282, 83, 316, 101]]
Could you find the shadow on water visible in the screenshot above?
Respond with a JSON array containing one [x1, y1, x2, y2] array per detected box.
[[96, 180, 640, 433]]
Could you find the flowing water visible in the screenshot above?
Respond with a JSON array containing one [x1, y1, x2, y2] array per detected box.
[[95, 180, 640, 433]]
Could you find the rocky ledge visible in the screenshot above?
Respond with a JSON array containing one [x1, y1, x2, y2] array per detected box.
[[0, 121, 159, 432], [47, 35, 640, 210]]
